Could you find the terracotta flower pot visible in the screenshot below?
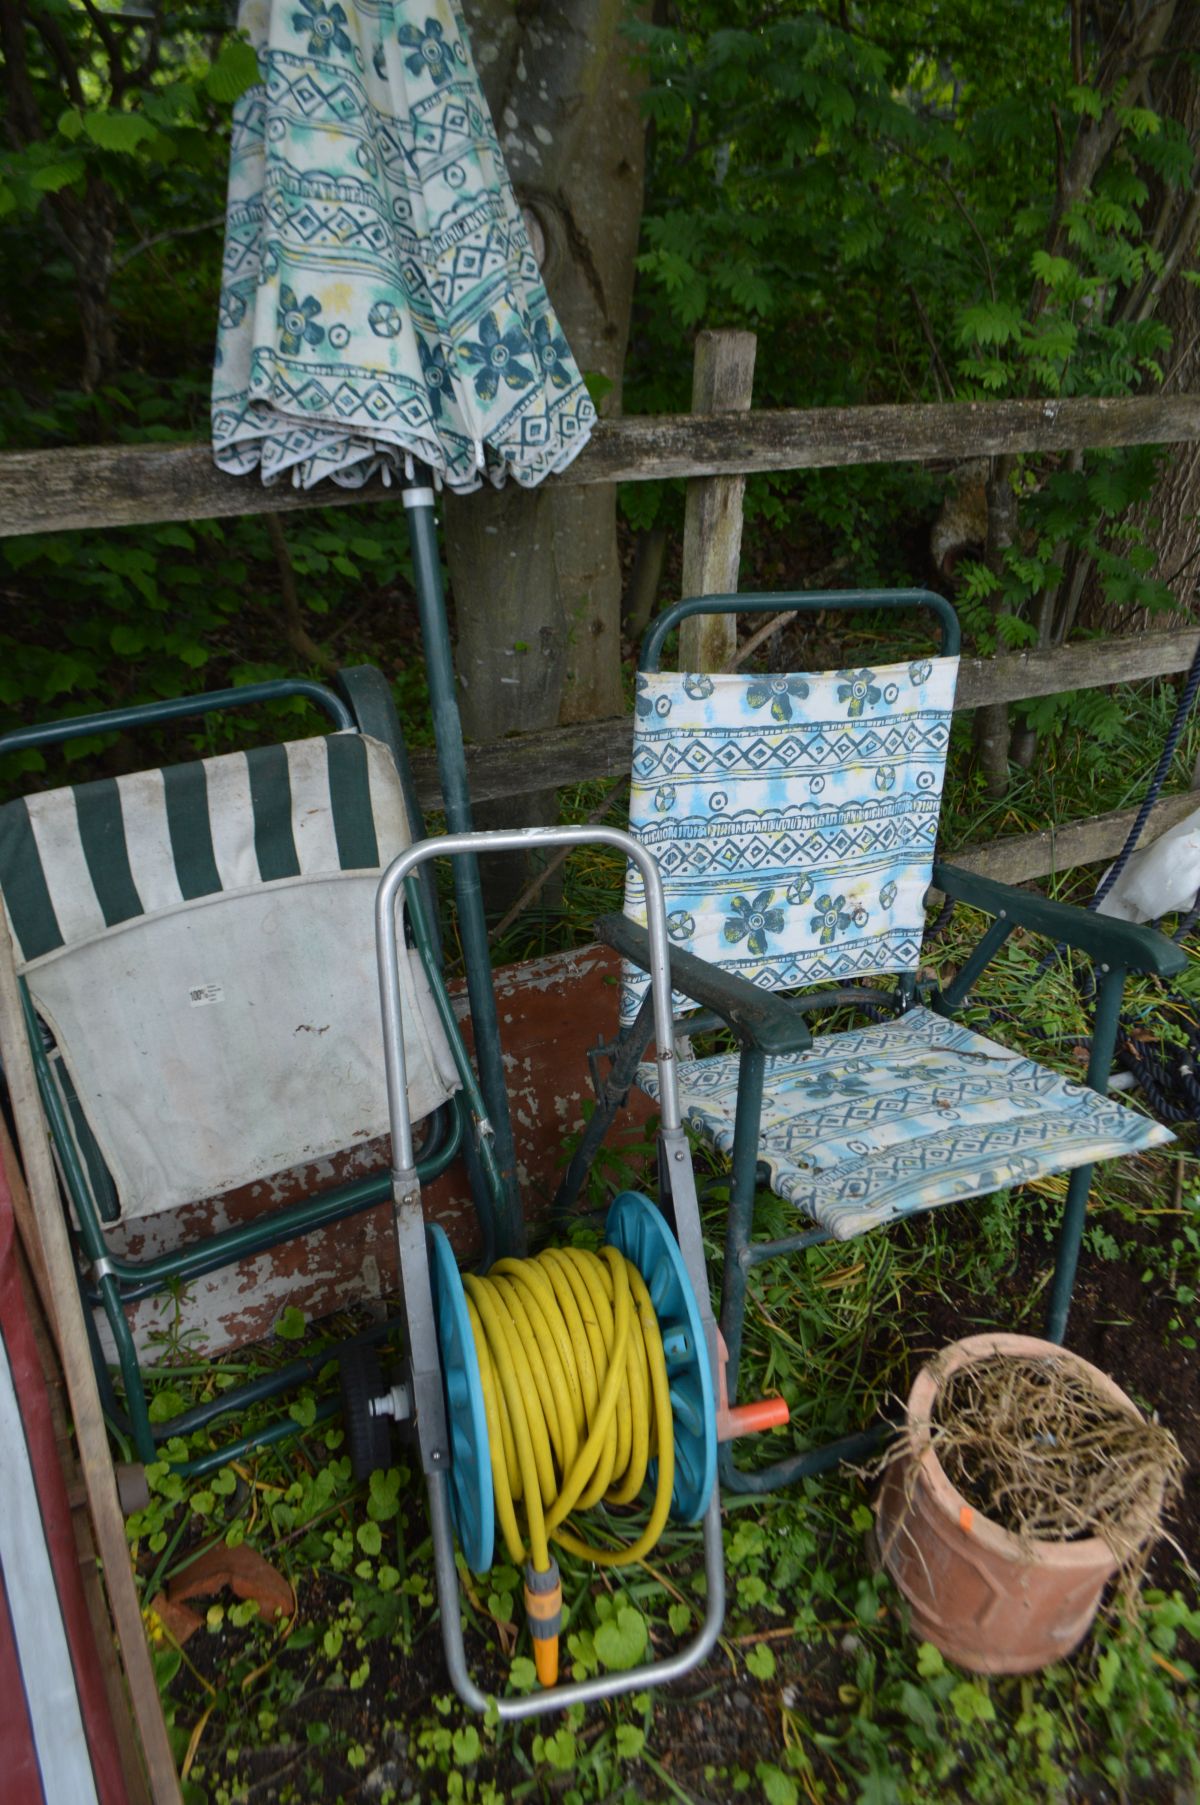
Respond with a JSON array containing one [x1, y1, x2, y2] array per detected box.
[[875, 1332, 1158, 1675]]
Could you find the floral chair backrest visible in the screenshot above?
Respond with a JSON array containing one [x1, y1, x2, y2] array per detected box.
[[619, 656, 960, 1027]]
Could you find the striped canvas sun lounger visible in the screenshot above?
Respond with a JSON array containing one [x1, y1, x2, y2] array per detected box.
[[0, 675, 479, 1468]]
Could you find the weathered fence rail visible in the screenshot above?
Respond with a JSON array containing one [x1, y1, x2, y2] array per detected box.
[[5, 392, 1200, 537], [4, 380, 1200, 889], [404, 625, 1200, 885], [408, 625, 1200, 813]]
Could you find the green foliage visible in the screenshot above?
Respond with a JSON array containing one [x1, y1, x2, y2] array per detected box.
[[0, 502, 425, 787], [0, 7, 435, 762], [627, 0, 1191, 646]]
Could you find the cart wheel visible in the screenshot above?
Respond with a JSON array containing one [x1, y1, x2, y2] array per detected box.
[[339, 1342, 393, 1481]]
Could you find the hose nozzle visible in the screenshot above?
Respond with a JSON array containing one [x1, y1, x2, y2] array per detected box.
[[524, 1557, 563, 1688]]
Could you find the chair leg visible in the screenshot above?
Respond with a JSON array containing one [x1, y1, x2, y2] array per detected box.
[[1045, 965, 1128, 1344], [552, 992, 654, 1222], [707, 1039, 902, 1501], [98, 1274, 157, 1464], [1045, 1161, 1094, 1344], [718, 1421, 894, 1494], [712, 1050, 885, 1494], [716, 1048, 765, 1409]]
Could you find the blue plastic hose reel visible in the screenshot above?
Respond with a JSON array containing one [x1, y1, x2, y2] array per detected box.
[[605, 1190, 718, 1524], [427, 1224, 494, 1574], [429, 1194, 718, 1566]]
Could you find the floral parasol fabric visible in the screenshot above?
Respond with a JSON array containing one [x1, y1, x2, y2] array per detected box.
[[212, 0, 596, 492]]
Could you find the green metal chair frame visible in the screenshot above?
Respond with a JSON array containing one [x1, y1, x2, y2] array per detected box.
[[0, 667, 506, 1476], [557, 592, 1187, 1494]]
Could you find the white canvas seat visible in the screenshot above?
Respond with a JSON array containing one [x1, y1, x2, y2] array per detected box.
[[0, 732, 458, 1224]]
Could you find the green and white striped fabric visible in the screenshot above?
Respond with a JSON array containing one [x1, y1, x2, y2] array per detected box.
[[1, 733, 399, 963], [0, 734, 458, 1221]]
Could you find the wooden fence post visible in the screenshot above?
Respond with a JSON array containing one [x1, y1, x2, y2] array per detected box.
[[678, 330, 757, 672]]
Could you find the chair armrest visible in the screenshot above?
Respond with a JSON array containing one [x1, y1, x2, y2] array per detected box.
[[932, 861, 1189, 978], [596, 912, 813, 1055]]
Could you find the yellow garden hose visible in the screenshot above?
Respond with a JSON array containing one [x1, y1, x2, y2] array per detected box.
[[462, 1244, 677, 1685]]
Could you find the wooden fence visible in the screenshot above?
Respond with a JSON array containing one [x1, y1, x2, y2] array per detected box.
[[3, 354, 1200, 887]]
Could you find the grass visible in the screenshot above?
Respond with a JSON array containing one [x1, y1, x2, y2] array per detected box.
[[121, 670, 1200, 1802]]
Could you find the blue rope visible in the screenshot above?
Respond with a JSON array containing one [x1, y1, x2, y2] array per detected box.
[[1088, 633, 1200, 913]]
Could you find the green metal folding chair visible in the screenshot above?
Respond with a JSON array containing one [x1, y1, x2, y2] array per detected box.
[[558, 591, 1186, 1492], [0, 669, 505, 1476]]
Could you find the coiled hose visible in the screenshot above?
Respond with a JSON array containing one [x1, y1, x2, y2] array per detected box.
[[463, 1244, 677, 1684]]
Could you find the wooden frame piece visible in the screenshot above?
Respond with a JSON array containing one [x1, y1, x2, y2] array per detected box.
[[0, 909, 182, 1805]]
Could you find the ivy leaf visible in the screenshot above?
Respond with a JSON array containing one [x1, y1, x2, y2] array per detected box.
[[615, 1724, 645, 1759], [368, 1467, 403, 1521], [949, 1679, 996, 1726], [738, 1573, 769, 1608], [453, 1726, 481, 1763], [537, 1727, 577, 1771], [356, 1520, 382, 1556], [756, 1762, 798, 1805], [745, 1641, 777, 1680], [275, 1305, 307, 1341], [593, 1604, 649, 1672], [82, 111, 156, 153], [205, 40, 261, 105]]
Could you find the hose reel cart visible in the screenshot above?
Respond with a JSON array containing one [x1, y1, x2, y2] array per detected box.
[[345, 825, 787, 1719]]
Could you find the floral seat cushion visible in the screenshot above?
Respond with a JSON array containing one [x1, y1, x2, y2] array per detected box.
[[637, 1007, 1172, 1241]]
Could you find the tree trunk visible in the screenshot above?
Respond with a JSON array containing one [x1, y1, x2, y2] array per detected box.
[[1133, 9, 1200, 617], [445, 1, 646, 904], [974, 454, 1020, 797], [1073, 4, 1199, 635]]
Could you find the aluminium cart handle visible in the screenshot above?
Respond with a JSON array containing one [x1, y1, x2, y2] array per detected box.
[[375, 825, 684, 1173]]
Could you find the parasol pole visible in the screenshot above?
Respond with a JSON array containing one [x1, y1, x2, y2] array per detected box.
[[402, 469, 524, 1258]]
